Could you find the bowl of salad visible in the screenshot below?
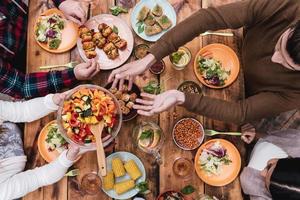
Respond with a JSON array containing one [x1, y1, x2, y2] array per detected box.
[[194, 139, 241, 186], [193, 43, 240, 89], [57, 84, 122, 150]]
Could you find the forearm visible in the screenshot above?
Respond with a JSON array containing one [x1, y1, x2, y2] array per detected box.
[[0, 64, 77, 99], [0, 94, 58, 123], [181, 92, 300, 125], [0, 151, 73, 200], [149, 0, 251, 60]]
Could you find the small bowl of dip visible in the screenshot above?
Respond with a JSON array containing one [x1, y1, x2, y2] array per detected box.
[[134, 44, 150, 59], [149, 60, 165, 75], [169, 46, 192, 70]]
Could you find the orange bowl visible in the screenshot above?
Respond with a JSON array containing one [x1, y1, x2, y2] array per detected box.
[[193, 43, 240, 89], [34, 8, 78, 53], [194, 139, 241, 186]]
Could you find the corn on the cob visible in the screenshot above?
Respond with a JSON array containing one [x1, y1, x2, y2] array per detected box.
[[113, 179, 135, 195], [103, 171, 114, 190], [124, 160, 142, 180], [112, 157, 126, 177]]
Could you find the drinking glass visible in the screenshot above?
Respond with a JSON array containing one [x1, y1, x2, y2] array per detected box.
[[133, 121, 164, 164], [80, 172, 102, 196]]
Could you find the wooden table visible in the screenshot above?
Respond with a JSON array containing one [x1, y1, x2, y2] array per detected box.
[[24, 0, 246, 199]]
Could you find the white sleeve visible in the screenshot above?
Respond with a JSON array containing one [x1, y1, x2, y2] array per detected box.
[[0, 94, 59, 123], [0, 151, 74, 200]]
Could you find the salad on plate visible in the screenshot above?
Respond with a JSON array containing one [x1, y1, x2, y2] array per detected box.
[[197, 57, 231, 86], [35, 13, 65, 49], [45, 123, 68, 153], [198, 141, 232, 176]]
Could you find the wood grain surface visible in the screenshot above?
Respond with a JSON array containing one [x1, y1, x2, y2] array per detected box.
[[24, 0, 246, 199]]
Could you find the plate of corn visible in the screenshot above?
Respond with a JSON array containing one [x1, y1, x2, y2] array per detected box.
[[102, 151, 146, 199]]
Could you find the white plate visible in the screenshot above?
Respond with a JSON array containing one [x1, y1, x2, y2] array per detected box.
[[102, 151, 146, 200], [77, 14, 134, 70], [131, 0, 177, 42]]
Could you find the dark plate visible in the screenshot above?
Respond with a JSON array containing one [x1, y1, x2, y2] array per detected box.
[[105, 81, 141, 121]]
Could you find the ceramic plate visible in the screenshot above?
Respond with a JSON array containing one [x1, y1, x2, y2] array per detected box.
[[77, 14, 134, 70], [38, 120, 65, 162], [194, 139, 241, 186], [34, 9, 78, 53], [131, 0, 177, 42], [193, 43, 240, 89], [103, 151, 146, 199]]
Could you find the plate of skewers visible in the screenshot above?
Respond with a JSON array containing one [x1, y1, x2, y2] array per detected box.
[[77, 14, 134, 70]]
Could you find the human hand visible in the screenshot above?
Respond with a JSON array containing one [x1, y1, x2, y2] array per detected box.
[[241, 123, 256, 144], [59, 0, 86, 25], [108, 54, 156, 90], [133, 90, 185, 116], [52, 92, 68, 106], [66, 144, 97, 161], [170, 0, 186, 13], [74, 59, 100, 80]]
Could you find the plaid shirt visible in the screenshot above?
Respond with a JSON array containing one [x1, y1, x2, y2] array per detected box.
[[0, 0, 78, 99]]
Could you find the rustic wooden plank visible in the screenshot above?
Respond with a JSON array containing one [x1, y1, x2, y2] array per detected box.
[[201, 0, 245, 200], [67, 1, 114, 200], [158, 0, 205, 199], [113, 0, 160, 199], [24, 0, 71, 199]]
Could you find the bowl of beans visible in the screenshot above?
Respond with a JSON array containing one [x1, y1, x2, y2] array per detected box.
[[172, 118, 204, 151]]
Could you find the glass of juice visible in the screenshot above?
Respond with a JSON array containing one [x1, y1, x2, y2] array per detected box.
[[80, 173, 102, 195], [172, 157, 194, 179], [169, 46, 192, 70], [133, 121, 164, 164]]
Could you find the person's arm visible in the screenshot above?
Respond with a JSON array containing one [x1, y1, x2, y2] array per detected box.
[[0, 94, 58, 123], [0, 64, 77, 99], [0, 151, 73, 200], [149, 0, 269, 60], [182, 91, 300, 125]]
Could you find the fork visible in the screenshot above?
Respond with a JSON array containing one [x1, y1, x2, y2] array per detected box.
[[65, 169, 80, 177], [39, 61, 78, 70], [205, 129, 242, 137], [200, 31, 234, 37]]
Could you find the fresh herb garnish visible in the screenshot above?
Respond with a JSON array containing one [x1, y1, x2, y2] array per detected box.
[[112, 25, 119, 34], [137, 23, 145, 34], [161, 16, 169, 24], [139, 129, 154, 140], [143, 81, 161, 94], [136, 181, 150, 194], [48, 38, 61, 49], [110, 6, 128, 16], [181, 185, 196, 195], [171, 51, 184, 64]]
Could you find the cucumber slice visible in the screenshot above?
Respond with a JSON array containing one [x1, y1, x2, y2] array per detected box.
[[84, 138, 92, 143], [83, 104, 91, 111], [75, 107, 82, 113], [81, 95, 90, 102], [82, 109, 92, 117]]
